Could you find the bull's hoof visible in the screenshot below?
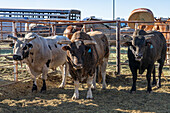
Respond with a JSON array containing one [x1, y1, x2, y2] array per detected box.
[[130, 90, 136, 94], [72, 94, 79, 100], [91, 84, 96, 90], [147, 87, 152, 93], [102, 86, 107, 90], [130, 87, 136, 93], [152, 80, 157, 86], [86, 95, 93, 99], [146, 90, 152, 93], [40, 86, 46, 93], [72, 96, 79, 100], [157, 82, 161, 88], [32, 84, 37, 92], [59, 84, 65, 89], [86, 97, 94, 100]]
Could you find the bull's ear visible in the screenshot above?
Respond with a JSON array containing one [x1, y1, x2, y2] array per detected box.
[[83, 40, 97, 45], [9, 43, 14, 48], [7, 35, 18, 41], [123, 42, 132, 46], [62, 46, 70, 51]]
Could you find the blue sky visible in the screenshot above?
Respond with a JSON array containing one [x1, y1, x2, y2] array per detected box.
[[0, 0, 169, 20]]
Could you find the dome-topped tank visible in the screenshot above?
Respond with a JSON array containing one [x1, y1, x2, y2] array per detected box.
[[128, 8, 154, 30]]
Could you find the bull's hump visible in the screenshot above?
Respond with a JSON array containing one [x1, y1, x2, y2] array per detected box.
[[87, 31, 102, 36], [71, 31, 91, 41]]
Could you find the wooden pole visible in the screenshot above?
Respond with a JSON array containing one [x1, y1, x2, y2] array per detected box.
[[116, 20, 121, 75], [12, 22, 18, 82]]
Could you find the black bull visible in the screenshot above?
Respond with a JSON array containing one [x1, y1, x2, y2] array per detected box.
[[124, 29, 167, 93]]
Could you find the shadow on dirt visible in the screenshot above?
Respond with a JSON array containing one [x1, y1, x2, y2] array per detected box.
[[0, 73, 169, 113]]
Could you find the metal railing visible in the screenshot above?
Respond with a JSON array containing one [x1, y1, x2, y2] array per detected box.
[[0, 19, 170, 87]]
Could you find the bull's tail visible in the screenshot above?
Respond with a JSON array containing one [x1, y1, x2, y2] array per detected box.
[[104, 45, 110, 58], [102, 35, 110, 58], [96, 65, 102, 83]]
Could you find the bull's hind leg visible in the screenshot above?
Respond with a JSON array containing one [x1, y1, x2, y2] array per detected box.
[[146, 64, 154, 93], [101, 58, 108, 89], [86, 76, 93, 99], [157, 59, 164, 88], [59, 63, 69, 88], [92, 65, 99, 89], [32, 76, 37, 92], [152, 65, 157, 85], [72, 80, 79, 100]]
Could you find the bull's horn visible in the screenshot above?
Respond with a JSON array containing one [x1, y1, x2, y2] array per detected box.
[[57, 40, 71, 44], [7, 35, 17, 41], [122, 35, 132, 41], [25, 36, 37, 42], [145, 34, 154, 37], [120, 35, 132, 45], [83, 40, 97, 45], [25, 33, 39, 42]]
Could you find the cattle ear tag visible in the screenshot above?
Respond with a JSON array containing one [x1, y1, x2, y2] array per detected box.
[[88, 48, 91, 53], [150, 44, 153, 49]]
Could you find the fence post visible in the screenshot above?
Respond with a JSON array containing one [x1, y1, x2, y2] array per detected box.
[[116, 20, 121, 75], [12, 22, 18, 82], [52, 24, 55, 36], [83, 24, 87, 32], [0, 22, 2, 39]]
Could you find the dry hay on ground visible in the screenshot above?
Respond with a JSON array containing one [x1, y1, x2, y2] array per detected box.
[[0, 70, 169, 113]]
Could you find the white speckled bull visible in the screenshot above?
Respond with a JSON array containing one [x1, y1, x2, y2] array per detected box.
[[8, 33, 69, 92]]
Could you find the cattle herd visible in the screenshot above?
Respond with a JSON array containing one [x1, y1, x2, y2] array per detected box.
[[8, 26, 167, 99]]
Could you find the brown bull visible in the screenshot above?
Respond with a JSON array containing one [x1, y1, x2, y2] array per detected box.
[[63, 25, 83, 40], [58, 31, 109, 99]]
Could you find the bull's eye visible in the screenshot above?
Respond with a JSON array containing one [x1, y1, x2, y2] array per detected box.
[[23, 46, 27, 50], [71, 52, 75, 56]]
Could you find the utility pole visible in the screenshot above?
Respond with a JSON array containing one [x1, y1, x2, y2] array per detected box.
[[113, 0, 115, 20]]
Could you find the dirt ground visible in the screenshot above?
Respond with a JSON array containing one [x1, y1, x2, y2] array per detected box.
[[0, 69, 170, 113]]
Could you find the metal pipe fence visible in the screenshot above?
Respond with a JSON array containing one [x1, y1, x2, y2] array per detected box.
[[0, 19, 170, 87]]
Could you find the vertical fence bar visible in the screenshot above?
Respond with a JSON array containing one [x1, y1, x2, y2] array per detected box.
[[52, 24, 55, 36], [135, 23, 138, 30], [25, 23, 29, 33], [12, 22, 18, 82], [116, 20, 121, 75], [0, 22, 2, 39], [83, 24, 87, 33]]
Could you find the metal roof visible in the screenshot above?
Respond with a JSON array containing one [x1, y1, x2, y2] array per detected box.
[[0, 8, 80, 14]]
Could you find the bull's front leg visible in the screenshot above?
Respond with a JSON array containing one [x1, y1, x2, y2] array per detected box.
[[59, 63, 68, 88], [32, 76, 37, 92], [157, 59, 164, 88], [72, 80, 79, 100], [41, 65, 48, 92], [146, 64, 154, 93], [129, 66, 137, 93], [86, 76, 93, 99]]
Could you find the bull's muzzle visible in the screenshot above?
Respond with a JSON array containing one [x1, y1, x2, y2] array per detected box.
[[13, 55, 22, 61], [135, 54, 143, 61]]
